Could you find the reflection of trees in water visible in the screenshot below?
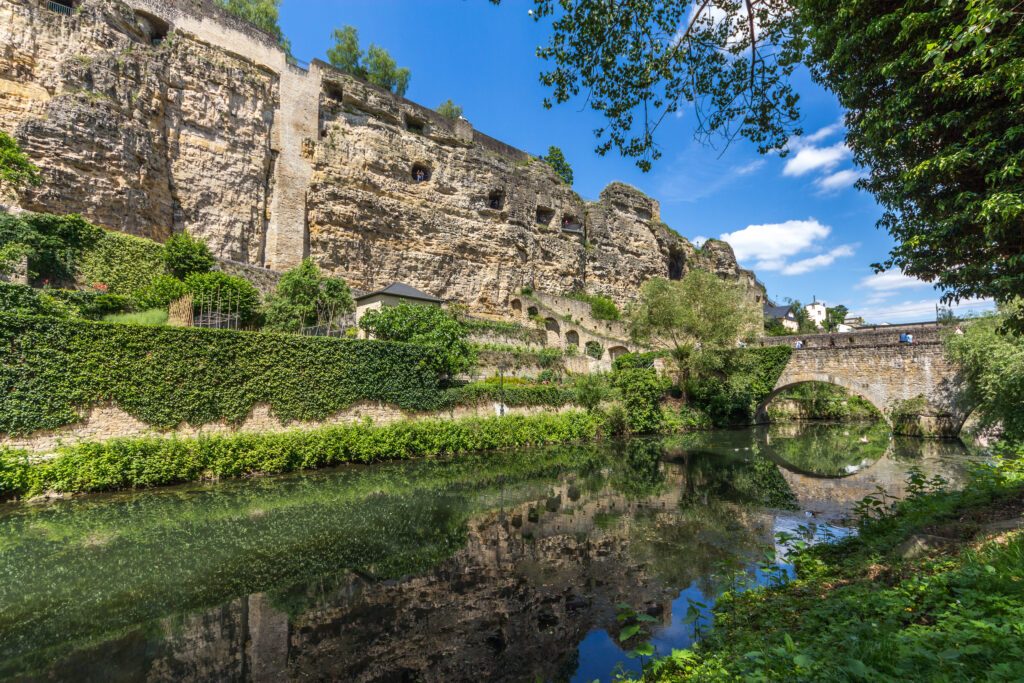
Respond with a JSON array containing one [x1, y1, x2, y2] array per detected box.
[[608, 439, 668, 499], [764, 421, 890, 477]]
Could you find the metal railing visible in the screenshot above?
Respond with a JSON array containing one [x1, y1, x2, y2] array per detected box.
[[46, 1, 74, 16]]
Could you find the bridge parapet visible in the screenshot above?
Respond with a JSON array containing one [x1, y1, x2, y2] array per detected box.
[[756, 323, 943, 350]]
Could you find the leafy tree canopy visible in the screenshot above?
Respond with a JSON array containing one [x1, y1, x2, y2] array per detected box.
[[629, 271, 759, 383], [824, 304, 848, 332], [162, 232, 214, 280], [328, 26, 411, 97], [0, 212, 102, 284], [263, 258, 354, 333], [359, 302, 474, 377], [0, 131, 40, 192], [798, 0, 1024, 334], [436, 99, 464, 120], [490, 0, 802, 171], [215, 0, 291, 54], [542, 145, 573, 185]]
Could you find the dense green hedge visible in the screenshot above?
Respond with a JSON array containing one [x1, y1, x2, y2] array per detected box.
[[0, 314, 443, 434], [0, 282, 133, 319], [0, 411, 604, 497], [439, 382, 576, 409], [77, 230, 164, 297]]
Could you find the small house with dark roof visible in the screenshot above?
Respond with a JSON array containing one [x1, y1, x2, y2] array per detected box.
[[763, 302, 799, 332], [354, 282, 443, 335]]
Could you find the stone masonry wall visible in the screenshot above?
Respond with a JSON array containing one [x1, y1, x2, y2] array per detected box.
[[0, 0, 766, 315]]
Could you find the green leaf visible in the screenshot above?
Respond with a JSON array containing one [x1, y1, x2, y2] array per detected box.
[[619, 624, 641, 642]]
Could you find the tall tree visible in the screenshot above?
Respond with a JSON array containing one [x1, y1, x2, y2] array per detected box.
[[327, 26, 411, 97], [629, 272, 760, 385], [798, 0, 1024, 334], [542, 146, 573, 185], [216, 0, 291, 54], [490, 0, 802, 170], [436, 99, 464, 120], [824, 304, 849, 332]]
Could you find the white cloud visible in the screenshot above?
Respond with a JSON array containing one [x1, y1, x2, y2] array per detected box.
[[816, 169, 860, 193], [783, 142, 851, 177], [734, 159, 766, 176], [720, 219, 831, 270], [858, 270, 934, 294], [851, 298, 995, 325], [781, 244, 857, 275], [802, 121, 844, 145]]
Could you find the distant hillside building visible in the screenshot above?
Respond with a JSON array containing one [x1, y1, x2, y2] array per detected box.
[[764, 303, 799, 332]]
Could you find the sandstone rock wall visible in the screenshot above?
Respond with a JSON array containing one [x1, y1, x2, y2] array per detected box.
[[0, 0, 766, 314]]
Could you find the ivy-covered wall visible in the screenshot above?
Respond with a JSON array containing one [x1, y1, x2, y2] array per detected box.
[[0, 314, 444, 435]]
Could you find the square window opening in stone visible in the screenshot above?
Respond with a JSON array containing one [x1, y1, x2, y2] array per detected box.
[[487, 190, 506, 210], [405, 115, 426, 135], [411, 163, 432, 183], [535, 207, 555, 225], [561, 215, 583, 234]]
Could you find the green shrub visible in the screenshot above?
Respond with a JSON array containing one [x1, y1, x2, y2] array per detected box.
[[0, 282, 133, 319], [687, 346, 792, 426], [567, 290, 622, 321], [613, 350, 663, 371], [0, 314, 444, 434], [263, 258, 353, 333], [360, 302, 475, 377], [0, 212, 103, 284], [102, 309, 169, 326], [184, 271, 261, 322], [134, 274, 188, 310], [612, 367, 669, 434], [574, 373, 608, 412], [1, 410, 604, 497], [78, 230, 164, 297], [162, 232, 215, 279]]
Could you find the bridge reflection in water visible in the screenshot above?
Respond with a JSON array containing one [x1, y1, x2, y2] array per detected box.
[[0, 424, 976, 683]]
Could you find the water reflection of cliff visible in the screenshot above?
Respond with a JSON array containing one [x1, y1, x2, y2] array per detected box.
[[0, 426, 974, 683]]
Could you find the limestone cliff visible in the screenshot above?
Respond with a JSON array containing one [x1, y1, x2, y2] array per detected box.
[[0, 0, 765, 314]]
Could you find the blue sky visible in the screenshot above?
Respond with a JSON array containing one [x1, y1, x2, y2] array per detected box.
[[279, 0, 992, 323]]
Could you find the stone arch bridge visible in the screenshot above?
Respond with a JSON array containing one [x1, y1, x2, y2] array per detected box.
[[754, 324, 969, 437]]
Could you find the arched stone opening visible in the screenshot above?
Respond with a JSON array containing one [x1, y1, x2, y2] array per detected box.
[[535, 207, 555, 225], [544, 317, 561, 346], [585, 341, 603, 360], [754, 379, 888, 427], [134, 10, 169, 44], [405, 115, 426, 135], [608, 345, 629, 360], [510, 298, 522, 315], [565, 330, 580, 348], [411, 163, 432, 183], [527, 305, 539, 317]]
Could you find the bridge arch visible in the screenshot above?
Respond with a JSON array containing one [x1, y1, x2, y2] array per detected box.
[[755, 377, 890, 426]]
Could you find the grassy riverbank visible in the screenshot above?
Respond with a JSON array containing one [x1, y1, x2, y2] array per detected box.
[[632, 444, 1024, 682]]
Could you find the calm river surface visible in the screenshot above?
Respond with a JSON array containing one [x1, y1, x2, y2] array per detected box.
[[0, 423, 977, 683]]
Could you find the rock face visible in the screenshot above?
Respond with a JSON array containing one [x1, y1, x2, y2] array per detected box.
[[0, 0, 765, 313]]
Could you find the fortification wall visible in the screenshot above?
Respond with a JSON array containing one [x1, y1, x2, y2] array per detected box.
[[0, 0, 766, 313]]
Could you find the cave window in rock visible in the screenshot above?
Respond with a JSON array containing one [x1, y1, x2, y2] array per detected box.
[[668, 249, 684, 280], [411, 164, 432, 183], [488, 190, 505, 210], [565, 330, 580, 348], [561, 215, 584, 234], [46, 0, 75, 15], [510, 298, 522, 315], [544, 317, 561, 345], [527, 305, 539, 318], [608, 345, 629, 360], [585, 341, 604, 360], [134, 11, 170, 45], [405, 115, 426, 135], [535, 207, 555, 226]]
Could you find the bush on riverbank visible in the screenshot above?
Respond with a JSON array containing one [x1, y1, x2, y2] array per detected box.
[[0, 410, 605, 497], [632, 446, 1024, 682]]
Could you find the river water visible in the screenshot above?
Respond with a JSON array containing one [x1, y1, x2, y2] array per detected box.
[[0, 423, 977, 683]]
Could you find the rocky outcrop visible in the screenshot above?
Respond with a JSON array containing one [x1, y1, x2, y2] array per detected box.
[[0, 0, 766, 314]]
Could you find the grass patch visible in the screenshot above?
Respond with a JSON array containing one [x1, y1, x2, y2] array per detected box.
[[102, 308, 168, 326]]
